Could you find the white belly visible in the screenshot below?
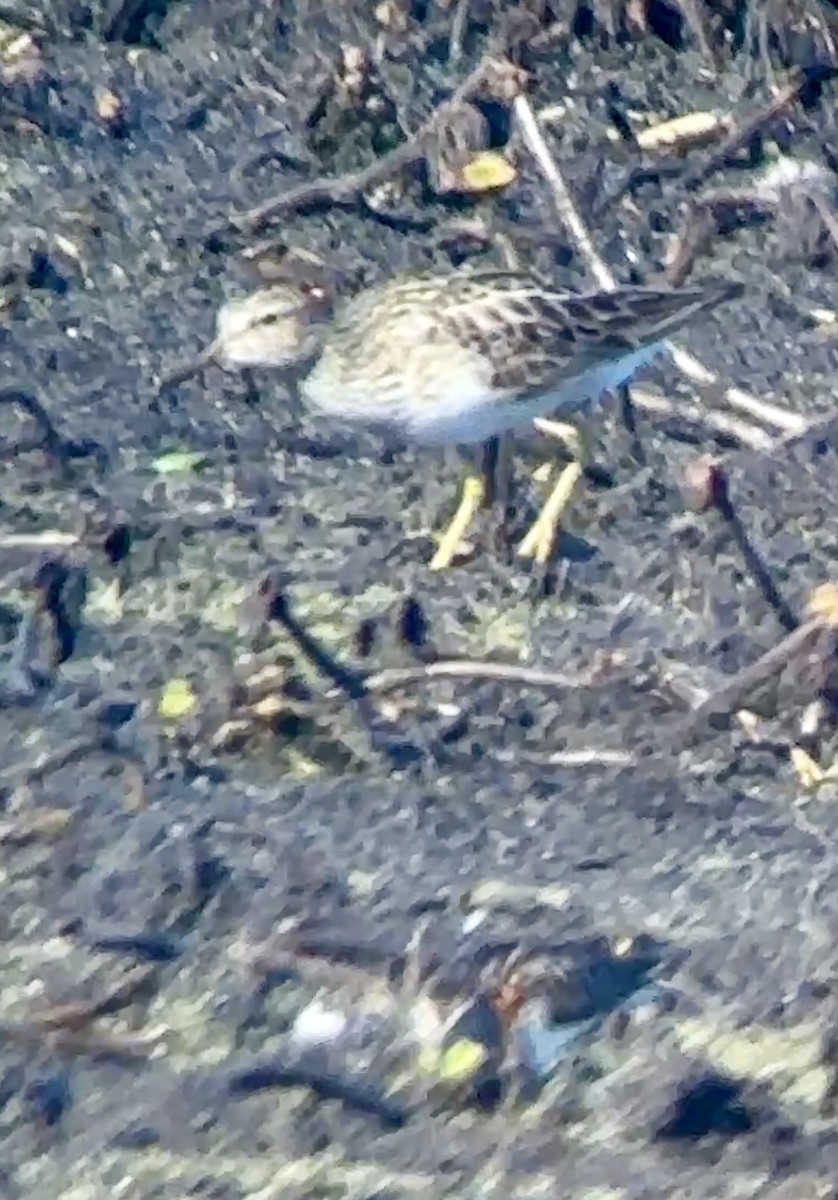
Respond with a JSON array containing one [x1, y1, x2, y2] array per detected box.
[[302, 342, 665, 448], [403, 342, 666, 446]]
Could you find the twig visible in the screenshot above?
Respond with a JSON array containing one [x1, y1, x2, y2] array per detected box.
[[666, 345, 805, 434], [513, 95, 610, 289], [228, 1059, 408, 1128], [351, 654, 626, 699], [713, 472, 798, 634], [28, 965, 156, 1031], [260, 580, 370, 702], [520, 748, 637, 767], [628, 388, 775, 450], [235, 56, 497, 233], [449, 0, 470, 64], [601, 67, 835, 214], [0, 1020, 153, 1061], [670, 584, 838, 747], [662, 201, 724, 288], [0, 808, 73, 844], [248, 942, 388, 994], [622, 110, 731, 156], [511, 95, 807, 438], [0, 531, 80, 549]]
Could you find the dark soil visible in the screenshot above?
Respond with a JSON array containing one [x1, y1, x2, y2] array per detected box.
[[4, 2, 838, 1198]]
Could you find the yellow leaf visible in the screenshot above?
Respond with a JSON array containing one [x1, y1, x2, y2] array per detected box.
[[438, 1038, 487, 1081], [158, 678, 197, 720], [458, 151, 516, 194], [807, 582, 838, 627], [419, 1038, 487, 1083], [790, 746, 824, 790]]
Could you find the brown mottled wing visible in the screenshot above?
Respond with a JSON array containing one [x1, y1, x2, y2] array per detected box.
[[437, 273, 743, 398]]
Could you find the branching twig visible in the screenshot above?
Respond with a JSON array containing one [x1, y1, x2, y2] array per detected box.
[[681, 620, 832, 733], [675, 584, 838, 740], [234, 55, 499, 233], [681, 68, 835, 191]]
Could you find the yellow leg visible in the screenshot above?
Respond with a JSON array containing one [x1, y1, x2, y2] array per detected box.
[[517, 422, 589, 564], [429, 472, 485, 571], [517, 462, 583, 563]]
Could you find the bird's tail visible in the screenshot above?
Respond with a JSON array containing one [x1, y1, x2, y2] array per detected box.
[[567, 279, 744, 346]]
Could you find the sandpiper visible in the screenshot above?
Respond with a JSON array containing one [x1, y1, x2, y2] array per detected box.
[[299, 268, 743, 568]]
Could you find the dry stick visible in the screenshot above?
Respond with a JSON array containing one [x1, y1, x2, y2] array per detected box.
[[448, 0, 470, 64], [521, 747, 637, 767], [0, 531, 80, 549], [235, 55, 496, 233], [347, 654, 625, 699], [662, 201, 726, 289], [536, 393, 775, 452], [0, 1020, 153, 1061], [511, 94, 807, 438], [513, 96, 606, 288], [710, 407, 838, 486], [30, 965, 156, 1032], [628, 388, 775, 450], [715, 478, 798, 634], [667, 345, 804, 434]]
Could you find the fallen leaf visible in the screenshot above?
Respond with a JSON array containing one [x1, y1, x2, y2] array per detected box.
[[418, 1037, 487, 1083], [152, 450, 208, 475], [790, 746, 824, 790], [158, 678, 197, 720], [458, 151, 516, 194]]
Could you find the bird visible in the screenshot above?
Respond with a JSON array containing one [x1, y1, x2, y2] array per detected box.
[[298, 268, 744, 570]]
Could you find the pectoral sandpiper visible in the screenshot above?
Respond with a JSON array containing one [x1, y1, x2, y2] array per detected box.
[[298, 268, 743, 569]]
